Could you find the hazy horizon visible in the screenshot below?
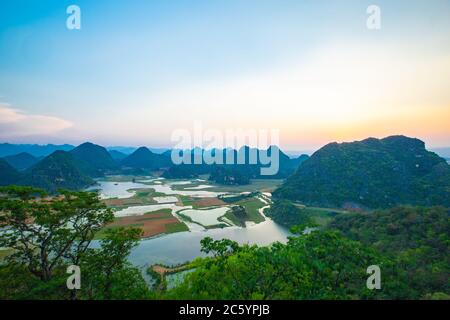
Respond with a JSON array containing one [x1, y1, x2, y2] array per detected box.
[[1, 138, 450, 159], [1, 0, 449, 150]]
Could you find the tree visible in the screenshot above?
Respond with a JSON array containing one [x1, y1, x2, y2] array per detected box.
[[329, 206, 450, 298], [167, 231, 394, 300], [0, 187, 152, 300], [200, 237, 240, 258], [0, 186, 114, 282], [79, 227, 149, 299], [265, 199, 313, 228]]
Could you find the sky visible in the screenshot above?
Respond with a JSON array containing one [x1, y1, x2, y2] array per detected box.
[[0, 0, 449, 151]]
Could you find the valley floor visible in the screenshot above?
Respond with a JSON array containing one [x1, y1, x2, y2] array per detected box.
[[94, 176, 276, 239]]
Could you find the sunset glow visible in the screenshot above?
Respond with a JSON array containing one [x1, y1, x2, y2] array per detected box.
[[0, 0, 449, 150]]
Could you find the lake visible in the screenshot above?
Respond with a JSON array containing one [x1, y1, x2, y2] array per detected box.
[[89, 177, 291, 268], [128, 220, 291, 267]]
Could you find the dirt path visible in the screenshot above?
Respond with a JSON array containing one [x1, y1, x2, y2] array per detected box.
[[151, 264, 189, 277]]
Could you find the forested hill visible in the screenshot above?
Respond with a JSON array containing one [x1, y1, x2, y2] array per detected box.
[[0, 159, 21, 186], [19, 151, 94, 192], [329, 206, 450, 298], [274, 135, 450, 209], [70, 142, 118, 177], [2, 152, 38, 171], [164, 206, 449, 300], [121, 147, 172, 170], [0, 142, 304, 192]]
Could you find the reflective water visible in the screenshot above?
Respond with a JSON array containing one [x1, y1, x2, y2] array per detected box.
[[144, 183, 224, 198], [89, 177, 291, 267], [180, 207, 230, 226], [86, 181, 149, 199], [128, 220, 291, 267]]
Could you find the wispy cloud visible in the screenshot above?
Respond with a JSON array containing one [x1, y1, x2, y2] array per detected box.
[[0, 103, 73, 139]]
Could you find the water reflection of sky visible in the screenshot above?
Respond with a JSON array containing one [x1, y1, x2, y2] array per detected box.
[[89, 178, 291, 268]]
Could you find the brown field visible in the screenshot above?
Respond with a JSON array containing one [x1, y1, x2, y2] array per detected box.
[[103, 197, 146, 207], [194, 197, 226, 207], [115, 216, 179, 237], [151, 264, 189, 277], [176, 195, 226, 208], [100, 209, 188, 238]]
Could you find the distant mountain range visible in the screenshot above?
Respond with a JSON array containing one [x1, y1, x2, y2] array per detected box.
[[108, 150, 128, 161], [0, 143, 74, 157], [0, 143, 169, 158], [2, 137, 449, 200], [430, 147, 450, 158], [2, 142, 448, 158], [107, 146, 168, 155], [274, 135, 450, 209], [161, 146, 309, 184], [0, 142, 307, 192]]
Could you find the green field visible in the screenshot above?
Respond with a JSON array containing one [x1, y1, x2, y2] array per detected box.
[[104, 187, 169, 209], [165, 221, 190, 234], [169, 180, 205, 190], [178, 195, 196, 207], [144, 208, 173, 215], [0, 249, 13, 261], [223, 197, 266, 226], [207, 179, 284, 193], [292, 204, 349, 226]]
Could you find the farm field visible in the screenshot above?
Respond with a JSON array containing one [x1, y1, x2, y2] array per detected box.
[[96, 209, 189, 239], [93, 176, 273, 239]]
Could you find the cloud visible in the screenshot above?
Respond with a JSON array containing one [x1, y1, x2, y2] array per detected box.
[[0, 103, 73, 139]]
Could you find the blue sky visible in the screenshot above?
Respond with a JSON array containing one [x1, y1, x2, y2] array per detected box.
[[0, 0, 449, 150]]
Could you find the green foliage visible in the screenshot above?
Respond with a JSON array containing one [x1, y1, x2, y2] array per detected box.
[[0, 158, 22, 185], [223, 207, 247, 227], [166, 206, 449, 300], [166, 231, 394, 300], [0, 186, 114, 281], [222, 197, 266, 226], [0, 228, 150, 300], [165, 221, 190, 234], [79, 227, 150, 299], [0, 263, 69, 299], [209, 165, 251, 185], [236, 197, 266, 223], [275, 135, 450, 209], [265, 199, 313, 228], [1, 182, 447, 300], [121, 147, 171, 170], [70, 142, 118, 177], [19, 151, 94, 192], [219, 192, 257, 203], [0, 187, 150, 300], [329, 206, 450, 298], [200, 237, 240, 258], [162, 147, 308, 183], [163, 165, 200, 179], [2, 152, 38, 171]]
